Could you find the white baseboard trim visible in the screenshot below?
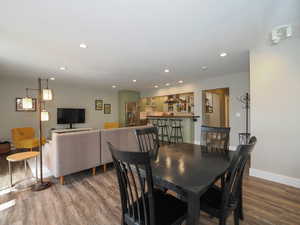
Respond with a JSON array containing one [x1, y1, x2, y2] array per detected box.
[[250, 168, 300, 189]]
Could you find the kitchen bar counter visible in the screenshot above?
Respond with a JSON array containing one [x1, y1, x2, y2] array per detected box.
[[147, 115, 199, 119], [147, 115, 199, 143]]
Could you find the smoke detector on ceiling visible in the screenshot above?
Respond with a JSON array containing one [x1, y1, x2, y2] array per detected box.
[[271, 24, 292, 44]]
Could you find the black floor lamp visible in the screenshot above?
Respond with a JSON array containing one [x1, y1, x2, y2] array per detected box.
[[22, 78, 53, 191]]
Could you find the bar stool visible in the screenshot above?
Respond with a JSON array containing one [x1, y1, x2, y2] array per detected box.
[[157, 118, 170, 143], [169, 119, 184, 143]]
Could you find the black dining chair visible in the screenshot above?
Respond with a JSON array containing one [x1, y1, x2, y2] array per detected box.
[[107, 142, 187, 225], [135, 127, 160, 160], [199, 139, 256, 225], [237, 136, 257, 220], [201, 125, 231, 152]]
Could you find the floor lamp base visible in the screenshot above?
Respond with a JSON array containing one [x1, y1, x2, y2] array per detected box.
[[31, 181, 52, 191]]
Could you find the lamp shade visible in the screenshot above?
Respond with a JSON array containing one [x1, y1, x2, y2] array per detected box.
[[41, 110, 49, 121], [42, 89, 53, 101], [22, 97, 33, 109]]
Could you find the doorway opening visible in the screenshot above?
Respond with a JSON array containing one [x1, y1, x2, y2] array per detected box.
[[202, 88, 229, 127]]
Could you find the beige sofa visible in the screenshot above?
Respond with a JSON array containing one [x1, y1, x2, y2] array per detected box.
[[100, 126, 147, 165], [43, 126, 149, 184]]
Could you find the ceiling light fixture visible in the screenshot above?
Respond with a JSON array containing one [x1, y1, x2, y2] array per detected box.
[[79, 43, 87, 48], [220, 52, 227, 57], [201, 66, 208, 71], [112, 85, 117, 88], [164, 68, 170, 73], [132, 79, 137, 83], [178, 80, 183, 84], [154, 85, 159, 88], [59, 67, 66, 71], [165, 83, 170, 86], [50, 77, 55, 81]]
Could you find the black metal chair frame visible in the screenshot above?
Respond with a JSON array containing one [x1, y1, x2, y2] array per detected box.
[[201, 125, 231, 152], [107, 142, 186, 225], [238, 136, 257, 220], [157, 119, 170, 143], [200, 137, 257, 225], [169, 119, 184, 143], [135, 127, 160, 160]]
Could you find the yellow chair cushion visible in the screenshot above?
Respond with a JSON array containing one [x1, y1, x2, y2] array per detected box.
[[104, 122, 120, 129], [11, 127, 46, 149], [17, 137, 46, 149]]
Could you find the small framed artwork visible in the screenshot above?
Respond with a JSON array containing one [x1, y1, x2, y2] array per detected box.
[[104, 104, 111, 114], [16, 98, 37, 112], [95, 99, 103, 110]]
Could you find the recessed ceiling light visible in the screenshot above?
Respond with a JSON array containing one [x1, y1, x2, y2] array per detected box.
[[59, 66, 66, 71], [112, 85, 117, 88], [154, 85, 159, 88], [178, 80, 183, 84], [132, 79, 137, 83], [201, 66, 208, 71], [50, 77, 55, 81], [165, 83, 170, 86], [164, 68, 170, 73], [220, 52, 227, 57], [79, 43, 87, 48]]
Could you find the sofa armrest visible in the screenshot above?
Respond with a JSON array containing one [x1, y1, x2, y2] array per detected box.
[[50, 130, 101, 177]]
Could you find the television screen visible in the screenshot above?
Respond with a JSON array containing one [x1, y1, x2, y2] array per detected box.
[[57, 108, 85, 124]]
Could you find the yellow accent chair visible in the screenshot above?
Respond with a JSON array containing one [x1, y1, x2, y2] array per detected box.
[[11, 127, 46, 151], [103, 122, 120, 129]]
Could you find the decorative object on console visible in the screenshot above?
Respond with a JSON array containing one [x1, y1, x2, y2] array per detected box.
[[95, 99, 103, 110], [104, 104, 111, 114], [0, 141, 11, 154], [21, 78, 53, 191], [16, 97, 37, 112]]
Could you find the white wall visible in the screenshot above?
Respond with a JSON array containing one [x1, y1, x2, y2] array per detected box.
[[250, 38, 300, 180], [0, 77, 119, 141], [141, 72, 250, 146]]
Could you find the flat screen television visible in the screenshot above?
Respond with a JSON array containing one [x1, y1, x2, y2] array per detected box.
[[57, 108, 85, 128]]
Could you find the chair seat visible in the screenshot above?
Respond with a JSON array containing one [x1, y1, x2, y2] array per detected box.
[[200, 185, 237, 218], [126, 189, 187, 225], [17, 137, 46, 149]]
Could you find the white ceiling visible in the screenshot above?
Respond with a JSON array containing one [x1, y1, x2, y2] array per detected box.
[[0, 0, 299, 90]]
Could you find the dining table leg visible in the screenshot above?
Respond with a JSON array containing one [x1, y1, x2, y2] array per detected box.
[[187, 192, 200, 225]]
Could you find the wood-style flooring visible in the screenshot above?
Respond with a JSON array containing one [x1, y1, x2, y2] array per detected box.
[[0, 159, 299, 225]]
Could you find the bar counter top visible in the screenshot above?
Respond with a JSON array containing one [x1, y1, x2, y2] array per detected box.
[[147, 115, 200, 118]]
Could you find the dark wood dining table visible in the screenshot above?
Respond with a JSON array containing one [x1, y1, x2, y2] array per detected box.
[[150, 143, 236, 225]]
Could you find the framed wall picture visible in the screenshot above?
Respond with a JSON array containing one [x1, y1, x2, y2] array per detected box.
[[104, 104, 111, 114], [95, 99, 103, 110], [16, 98, 37, 112]]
